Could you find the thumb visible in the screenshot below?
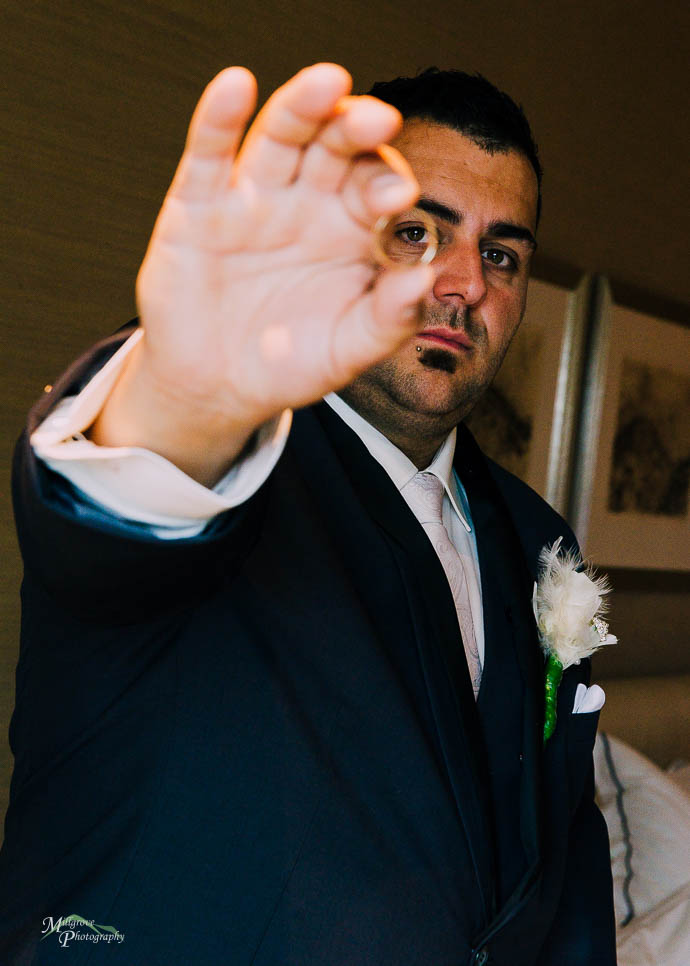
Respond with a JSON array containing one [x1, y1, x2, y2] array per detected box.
[[331, 263, 433, 382], [370, 262, 434, 339]]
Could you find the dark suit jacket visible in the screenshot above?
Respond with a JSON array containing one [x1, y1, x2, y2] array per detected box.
[[1, 329, 616, 966]]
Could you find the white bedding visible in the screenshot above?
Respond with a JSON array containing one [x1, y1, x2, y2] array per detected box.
[[615, 883, 690, 966], [594, 734, 690, 966]]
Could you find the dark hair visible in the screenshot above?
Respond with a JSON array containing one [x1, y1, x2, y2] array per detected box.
[[367, 67, 542, 223]]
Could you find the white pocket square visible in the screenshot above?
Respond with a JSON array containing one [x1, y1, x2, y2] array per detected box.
[[572, 682, 606, 714]]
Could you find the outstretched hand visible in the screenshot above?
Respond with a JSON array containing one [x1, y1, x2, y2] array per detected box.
[[92, 64, 432, 483]]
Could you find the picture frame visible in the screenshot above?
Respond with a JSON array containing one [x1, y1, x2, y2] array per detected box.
[[465, 274, 591, 516], [570, 281, 690, 571]]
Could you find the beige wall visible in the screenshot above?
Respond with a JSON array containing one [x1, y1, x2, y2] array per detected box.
[[1, 0, 688, 820]]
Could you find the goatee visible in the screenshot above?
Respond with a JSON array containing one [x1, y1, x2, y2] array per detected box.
[[418, 347, 458, 374], [416, 305, 476, 374]]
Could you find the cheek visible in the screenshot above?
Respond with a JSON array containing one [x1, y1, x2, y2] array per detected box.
[[484, 286, 526, 351]]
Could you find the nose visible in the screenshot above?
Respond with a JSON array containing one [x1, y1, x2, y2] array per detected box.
[[431, 244, 487, 307]]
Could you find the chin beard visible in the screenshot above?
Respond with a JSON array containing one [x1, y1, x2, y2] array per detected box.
[[412, 343, 492, 419], [417, 346, 458, 374]]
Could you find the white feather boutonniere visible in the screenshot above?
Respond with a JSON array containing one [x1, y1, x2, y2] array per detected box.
[[532, 536, 617, 743]]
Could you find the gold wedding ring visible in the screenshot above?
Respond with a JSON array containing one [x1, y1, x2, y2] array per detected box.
[[371, 206, 440, 267]]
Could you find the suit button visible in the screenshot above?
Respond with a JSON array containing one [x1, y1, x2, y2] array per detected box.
[[473, 947, 489, 966]]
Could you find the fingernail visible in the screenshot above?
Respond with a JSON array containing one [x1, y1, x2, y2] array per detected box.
[[372, 173, 406, 190]]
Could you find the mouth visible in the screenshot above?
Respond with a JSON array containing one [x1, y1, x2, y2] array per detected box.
[[416, 328, 472, 352]]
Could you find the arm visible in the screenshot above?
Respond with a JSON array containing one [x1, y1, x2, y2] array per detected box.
[[15, 333, 266, 625], [17, 62, 434, 614], [31, 329, 292, 538]]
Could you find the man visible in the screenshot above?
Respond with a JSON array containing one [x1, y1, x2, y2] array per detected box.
[[2, 64, 616, 964]]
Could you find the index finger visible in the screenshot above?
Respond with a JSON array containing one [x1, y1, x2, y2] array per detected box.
[[169, 66, 258, 203]]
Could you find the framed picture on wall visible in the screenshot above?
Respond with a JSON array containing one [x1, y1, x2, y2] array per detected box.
[[465, 274, 590, 516], [571, 282, 690, 570]]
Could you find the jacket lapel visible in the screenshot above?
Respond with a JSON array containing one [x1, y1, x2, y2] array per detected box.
[[454, 425, 543, 878], [305, 402, 496, 921]]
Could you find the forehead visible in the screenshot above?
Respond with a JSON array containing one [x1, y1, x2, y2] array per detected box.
[[393, 119, 539, 233]]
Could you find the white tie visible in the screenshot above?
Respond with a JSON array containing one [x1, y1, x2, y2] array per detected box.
[[405, 471, 482, 698]]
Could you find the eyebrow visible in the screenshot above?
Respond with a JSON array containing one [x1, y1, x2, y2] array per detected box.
[[415, 197, 537, 251], [488, 221, 537, 251], [416, 198, 461, 225]]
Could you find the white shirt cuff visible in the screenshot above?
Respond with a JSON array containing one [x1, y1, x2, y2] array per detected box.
[[31, 330, 292, 534]]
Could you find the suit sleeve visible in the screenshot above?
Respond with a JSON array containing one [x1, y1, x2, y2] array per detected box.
[[31, 328, 291, 536], [13, 329, 272, 626]]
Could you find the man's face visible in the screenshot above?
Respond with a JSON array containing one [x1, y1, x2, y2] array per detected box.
[[345, 119, 539, 433]]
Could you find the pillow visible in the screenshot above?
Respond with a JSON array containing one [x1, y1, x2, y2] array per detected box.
[[593, 732, 690, 927], [615, 882, 690, 966]]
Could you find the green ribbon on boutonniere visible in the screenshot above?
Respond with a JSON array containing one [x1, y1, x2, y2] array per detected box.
[[532, 537, 617, 744]]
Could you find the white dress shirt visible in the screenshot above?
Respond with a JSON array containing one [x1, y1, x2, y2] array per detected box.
[[32, 330, 486, 657]]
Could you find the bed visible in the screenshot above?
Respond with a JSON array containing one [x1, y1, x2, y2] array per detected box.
[[593, 673, 690, 965]]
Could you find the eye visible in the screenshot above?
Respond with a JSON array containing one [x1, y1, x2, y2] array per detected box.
[[378, 214, 444, 264], [482, 248, 517, 270], [395, 224, 429, 246]]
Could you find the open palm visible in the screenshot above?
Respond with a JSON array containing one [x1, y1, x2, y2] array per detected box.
[[136, 63, 432, 431]]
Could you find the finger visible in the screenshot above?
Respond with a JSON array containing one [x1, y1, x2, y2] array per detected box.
[[340, 144, 419, 228], [332, 263, 434, 380], [233, 63, 352, 188], [298, 95, 403, 193], [170, 67, 258, 202]]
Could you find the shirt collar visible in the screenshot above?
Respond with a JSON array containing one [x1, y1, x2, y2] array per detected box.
[[324, 392, 471, 532]]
